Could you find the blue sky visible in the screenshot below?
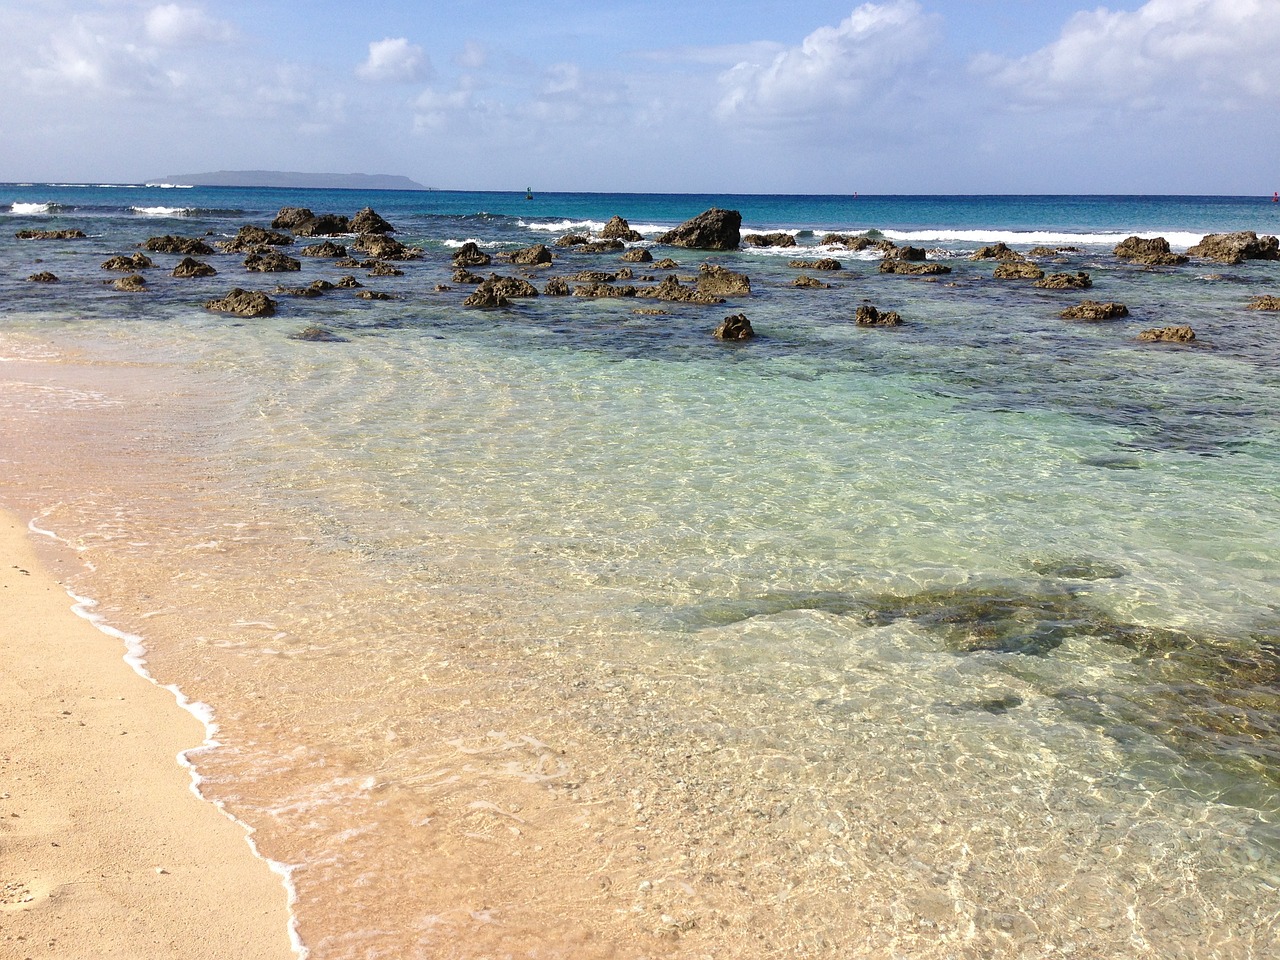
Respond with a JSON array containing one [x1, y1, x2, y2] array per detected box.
[[0, 0, 1275, 194]]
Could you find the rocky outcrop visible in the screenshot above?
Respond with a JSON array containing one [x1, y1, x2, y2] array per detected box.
[[452, 268, 485, 284], [1034, 272, 1092, 290], [482, 274, 539, 298], [713, 314, 755, 340], [172, 257, 217, 278], [356, 290, 394, 300], [111, 274, 147, 292], [654, 258, 680, 270], [101, 253, 154, 271], [855, 304, 902, 327], [1138, 325, 1196, 343], [353, 234, 420, 260], [823, 233, 895, 253], [1186, 231, 1279, 264], [1246, 295, 1280, 310], [221, 225, 294, 252], [15, 229, 86, 240], [971, 242, 1021, 261], [300, 240, 347, 258], [993, 261, 1045, 280], [271, 207, 316, 230], [274, 285, 324, 298], [143, 235, 214, 255], [742, 232, 796, 248], [886, 246, 927, 262], [621, 248, 653, 263], [555, 234, 589, 247], [462, 281, 510, 308], [1113, 236, 1188, 266], [574, 283, 637, 298], [656, 208, 741, 251], [244, 252, 301, 272], [792, 276, 830, 289], [636, 275, 724, 304], [205, 288, 276, 317], [600, 216, 643, 242], [27, 271, 59, 282], [350, 207, 395, 234], [452, 241, 491, 267], [288, 325, 348, 342], [543, 278, 571, 296], [335, 276, 362, 288], [879, 259, 951, 275], [1061, 300, 1129, 321], [696, 264, 751, 298], [507, 243, 553, 265], [293, 214, 351, 237], [367, 262, 403, 277]]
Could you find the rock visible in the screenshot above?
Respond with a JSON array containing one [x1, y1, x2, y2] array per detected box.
[[993, 261, 1045, 280], [811, 258, 843, 271], [311, 280, 336, 291], [1246, 295, 1280, 310], [507, 243, 554, 265], [288, 324, 348, 342], [221, 225, 293, 252], [350, 207, 394, 234], [713, 313, 755, 340], [855, 304, 903, 327], [636, 275, 723, 304], [1060, 300, 1129, 321], [654, 258, 680, 269], [101, 253, 154, 271], [293, 213, 351, 237], [742, 232, 796, 248], [274, 285, 324, 298], [172, 257, 217, 278], [886, 246, 927, 262], [354, 234, 420, 260], [300, 240, 347, 258], [271, 207, 315, 230], [27, 271, 59, 282], [823, 234, 895, 253], [697, 263, 751, 297], [367, 262, 404, 277], [462, 282, 510, 308], [482, 273, 539, 298], [621, 248, 653, 263], [1113, 236, 1188, 266], [453, 268, 485, 284], [205, 288, 276, 317], [244, 252, 301, 272], [335, 275, 362, 288], [544, 277, 571, 296], [573, 283, 636, 298], [971, 242, 1022, 261], [555, 233, 589, 247], [143, 235, 214, 255], [1034, 271, 1092, 290], [452, 241, 492, 267], [792, 275, 830, 289], [16, 228, 86, 240], [582, 239, 625, 253], [1186, 231, 1279, 264], [1137, 325, 1196, 343], [1028, 246, 1062, 257], [879, 259, 951, 276], [656, 208, 742, 251], [356, 290, 394, 300], [600, 215, 643, 242], [111, 274, 147, 292], [571, 270, 618, 283]]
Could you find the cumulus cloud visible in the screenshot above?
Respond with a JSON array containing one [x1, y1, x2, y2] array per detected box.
[[978, 0, 1280, 108], [717, 0, 940, 121], [357, 37, 432, 83], [144, 3, 236, 46]]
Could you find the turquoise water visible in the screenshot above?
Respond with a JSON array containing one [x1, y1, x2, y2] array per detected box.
[[2, 185, 1278, 958]]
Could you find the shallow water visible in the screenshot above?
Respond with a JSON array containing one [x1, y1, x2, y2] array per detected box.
[[2, 186, 1278, 958]]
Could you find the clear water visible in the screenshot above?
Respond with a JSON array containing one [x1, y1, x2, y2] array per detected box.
[[2, 184, 1278, 958]]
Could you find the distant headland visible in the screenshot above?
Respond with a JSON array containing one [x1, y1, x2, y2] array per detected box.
[[154, 170, 429, 190]]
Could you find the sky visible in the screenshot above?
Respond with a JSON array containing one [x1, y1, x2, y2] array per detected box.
[[1, 0, 1277, 194]]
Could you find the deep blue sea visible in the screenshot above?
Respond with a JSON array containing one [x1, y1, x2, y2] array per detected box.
[[2, 183, 1278, 959]]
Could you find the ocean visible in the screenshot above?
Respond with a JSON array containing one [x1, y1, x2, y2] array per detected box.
[[2, 183, 1278, 959]]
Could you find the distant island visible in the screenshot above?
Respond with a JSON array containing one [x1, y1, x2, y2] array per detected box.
[[153, 170, 429, 191]]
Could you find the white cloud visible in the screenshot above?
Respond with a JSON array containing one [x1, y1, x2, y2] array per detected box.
[[716, 0, 940, 122], [455, 41, 487, 70], [979, 0, 1280, 108], [144, 4, 235, 46], [357, 37, 432, 83]]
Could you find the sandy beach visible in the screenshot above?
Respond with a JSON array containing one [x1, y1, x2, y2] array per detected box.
[[0, 510, 297, 960]]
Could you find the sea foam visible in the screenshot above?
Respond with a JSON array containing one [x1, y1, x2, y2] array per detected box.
[[10, 201, 59, 215], [130, 205, 195, 217]]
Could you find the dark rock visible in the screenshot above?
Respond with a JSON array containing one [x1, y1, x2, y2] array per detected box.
[[507, 243, 554, 265], [271, 207, 315, 230], [451, 241, 491, 267], [654, 258, 679, 269], [971, 242, 1022, 261], [111, 274, 147, 292], [993, 261, 1045, 280], [656, 208, 742, 251], [543, 278, 571, 296], [205, 288, 276, 317], [792, 275, 831, 289], [787, 257, 843, 271], [742, 232, 796, 248], [1113, 236, 1188, 266], [463, 282, 510, 308], [483, 273, 539, 298], [300, 240, 347, 258], [1138, 325, 1196, 343], [367, 262, 403, 277], [571, 270, 618, 283], [1246, 295, 1280, 310], [555, 233, 589, 247], [583, 239, 625, 253], [855, 304, 902, 327], [101, 253, 154, 271], [293, 213, 351, 237], [350, 207, 394, 234], [354, 234, 420, 260], [1034, 272, 1092, 290], [823, 234, 895, 253], [452, 268, 485, 284], [27, 271, 59, 282], [244, 252, 301, 272], [879, 259, 951, 276], [1186, 231, 1279, 264], [621, 248, 653, 263], [573, 283, 636, 298], [600, 215, 643, 242], [636, 275, 724, 304], [335, 275, 363, 288], [697, 263, 751, 298], [172, 257, 217, 278], [310, 279, 336, 291], [1061, 300, 1129, 321], [713, 313, 755, 340], [221, 225, 293, 252], [274, 285, 323, 298], [356, 290, 394, 300], [288, 324, 348, 342], [16, 228, 86, 240], [886, 246, 927, 262], [143, 235, 214, 255]]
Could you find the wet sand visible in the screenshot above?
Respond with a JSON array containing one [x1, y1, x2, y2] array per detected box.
[[0, 510, 297, 960]]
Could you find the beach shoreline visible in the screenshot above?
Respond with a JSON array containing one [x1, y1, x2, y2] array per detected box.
[[0, 509, 298, 960]]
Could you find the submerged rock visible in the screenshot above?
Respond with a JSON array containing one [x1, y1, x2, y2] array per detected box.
[[288, 324, 348, 342], [144, 234, 214, 255], [1137, 325, 1196, 343], [1061, 300, 1129, 321], [1034, 271, 1092, 290], [205, 288, 276, 317], [1246, 295, 1280, 310], [993, 261, 1045, 280], [713, 313, 755, 340], [656, 208, 742, 251], [855, 304, 902, 327], [27, 271, 59, 282]]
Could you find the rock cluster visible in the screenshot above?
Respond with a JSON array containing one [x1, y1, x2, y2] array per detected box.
[[15, 229, 86, 240], [1186, 231, 1279, 264], [144, 235, 214, 255], [656, 208, 741, 251], [743, 232, 796, 248], [1113, 236, 1188, 266]]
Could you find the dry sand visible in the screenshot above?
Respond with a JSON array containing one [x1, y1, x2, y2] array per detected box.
[[0, 510, 297, 960]]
